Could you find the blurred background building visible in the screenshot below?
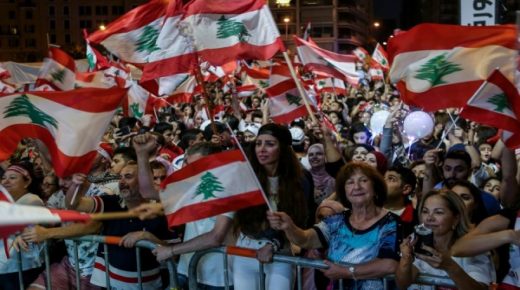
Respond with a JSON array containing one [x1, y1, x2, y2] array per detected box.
[[0, 0, 517, 62]]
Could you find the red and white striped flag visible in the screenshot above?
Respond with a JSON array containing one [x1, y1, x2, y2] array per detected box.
[[371, 43, 389, 71], [87, 0, 169, 64], [0, 87, 127, 177], [388, 23, 516, 111], [294, 36, 359, 85], [181, 0, 285, 66], [461, 69, 520, 148], [353, 47, 369, 63], [36, 47, 76, 91], [165, 74, 197, 104], [160, 149, 265, 227], [123, 80, 168, 120]]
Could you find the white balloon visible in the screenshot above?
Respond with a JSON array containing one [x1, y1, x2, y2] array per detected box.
[[403, 111, 434, 140], [369, 110, 390, 135]]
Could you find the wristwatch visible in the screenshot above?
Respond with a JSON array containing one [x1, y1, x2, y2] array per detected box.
[[348, 266, 357, 280]]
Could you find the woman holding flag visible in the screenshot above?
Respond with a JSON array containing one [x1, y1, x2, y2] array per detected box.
[[0, 162, 45, 290], [233, 123, 313, 290]]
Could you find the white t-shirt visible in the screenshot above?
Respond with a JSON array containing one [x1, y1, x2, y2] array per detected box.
[[409, 253, 495, 289], [177, 212, 234, 287]]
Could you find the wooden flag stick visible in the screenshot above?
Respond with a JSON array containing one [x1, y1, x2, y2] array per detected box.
[[90, 211, 139, 221], [282, 51, 318, 124]]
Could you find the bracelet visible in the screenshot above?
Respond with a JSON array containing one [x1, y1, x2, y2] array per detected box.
[[348, 265, 357, 281], [266, 240, 280, 252]]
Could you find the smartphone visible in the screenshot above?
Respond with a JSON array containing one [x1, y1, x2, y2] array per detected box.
[[119, 126, 131, 136], [413, 224, 434, 256]]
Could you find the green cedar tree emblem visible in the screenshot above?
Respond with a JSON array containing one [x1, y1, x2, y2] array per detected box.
[[216, 15, 251, 42], [258, 80, 269, 88], [318, 80, 326, 87], [3, 94, 58, 129], [86, 51, 95, 70], [380, 58, 387, 66], [136, 25, 160, 53], [487, 93, 511, 113], [51, 69, 66, 83], [286, 92, 302, 106], [129, 103, 143, 118], [194, 172, 224, 200], [415, 54, 462, 86]]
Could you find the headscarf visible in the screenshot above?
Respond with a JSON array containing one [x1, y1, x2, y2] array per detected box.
[[308, 144, 335, 203]]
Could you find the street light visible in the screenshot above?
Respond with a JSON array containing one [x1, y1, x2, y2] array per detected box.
[[276, 0, 291, 7], [99, 24, 106, 31], [283, 17, 290, 39], [373, 21, 380, 28]]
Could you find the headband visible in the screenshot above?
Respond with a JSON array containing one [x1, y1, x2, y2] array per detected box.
[[7, 165, 30, 179]]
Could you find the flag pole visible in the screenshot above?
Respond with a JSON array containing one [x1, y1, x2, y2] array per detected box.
[[282, 51, 318, 124], [224, 123, 275, 212]]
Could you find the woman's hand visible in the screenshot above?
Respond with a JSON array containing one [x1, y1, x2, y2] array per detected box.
[[320, 260, 349, 280], [399, 235, 416, 264], [266, 211, 294, 231], [12, 235, 29, 252], [256, 244, 274, 263], [415, 245, 455, 271], [21, 225, 49, 243]]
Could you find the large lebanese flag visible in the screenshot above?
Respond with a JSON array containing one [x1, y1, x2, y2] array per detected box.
[[160, 149, 265, 227], [36, 47, 76, 91], [0, 87, 127, 177], [141, 0, 196, 82], [123, 80, 168, 120], [461, 69, 520, 148], [388, 23, 516, 111], [180, 0, 285, 66], [165, 74, 197, 103], [87, 0, 168, 64], [294, 36, 359, 85]]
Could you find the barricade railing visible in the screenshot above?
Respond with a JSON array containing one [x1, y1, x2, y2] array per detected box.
[[188, 246, 457, 290], [13, 234, 179, 290]]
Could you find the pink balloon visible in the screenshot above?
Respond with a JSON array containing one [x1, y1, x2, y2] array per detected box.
[[403, 111, 434, 140]]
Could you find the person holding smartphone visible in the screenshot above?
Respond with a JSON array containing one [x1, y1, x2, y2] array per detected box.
[[395, 190, 494, 290]]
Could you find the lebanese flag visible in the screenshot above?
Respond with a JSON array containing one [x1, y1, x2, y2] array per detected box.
[[294, 36, 359, 85], [353, 47, 369, 62], [369, 67, 384, 81], [85, 42, 110, 72], [238, 62, 270, 92], [87, 0, 168, 64], [460, 69, 520, 148], [141, 0, 196, 82], [180, 0, 285, 66], [123, 80, 168, 120], [303, 22, 312, 41], [0, 67, 11, 80], [266, 79, 310, 123], [36, 47, 76, 91], [0, 81, 15, 94], [165, 74, 197, 103], [0, 87, 127, 177], [315, 77, 347, 95], [160, 149, 265, 227], [75, 71, 117, 89], [388, 23, 516, 111], [372, 43, 389, 71]]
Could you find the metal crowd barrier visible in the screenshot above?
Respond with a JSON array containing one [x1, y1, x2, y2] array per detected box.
[[188, 246, 458, 290], [14, 235, 179, 290]]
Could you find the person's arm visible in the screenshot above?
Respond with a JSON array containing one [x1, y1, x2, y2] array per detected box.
[[132, 133, 160, 200], [120, 230, 168, 248], [266, 211, 322, 248], [321, 122, 342, 163], [451, 214, 513, 257], [21, 221, 102, 242], [64, 174, 96, 212], [500, 147, 520, 208], [320, 258, 398, 280], [491, 139, 505, 161], [261, 98, 269, 125], [153, 215, 232, 261], [395, 237, 419, 290], [422, 149, 442, 194]]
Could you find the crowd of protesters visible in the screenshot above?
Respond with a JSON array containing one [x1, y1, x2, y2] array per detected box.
[[1, 60, 520, 290]]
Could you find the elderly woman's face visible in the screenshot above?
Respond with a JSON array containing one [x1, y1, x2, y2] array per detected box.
[[344, 171, 375, 205], [308, 146, 325, 168], [420, 195, 459, 237], [1, 170, 30, 198], [352, 146, 368, 162]]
